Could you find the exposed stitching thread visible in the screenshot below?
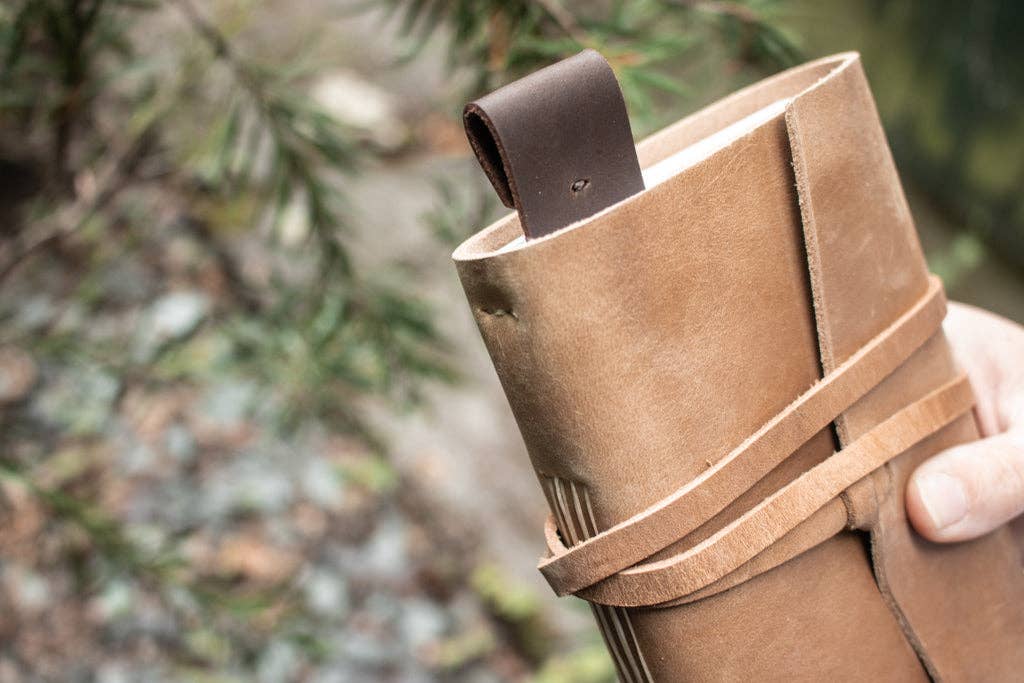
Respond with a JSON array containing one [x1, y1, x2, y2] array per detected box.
[[542, 475, 652, 683]]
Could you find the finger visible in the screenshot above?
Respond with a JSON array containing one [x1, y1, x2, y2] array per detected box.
[[943, 302, 1024, 437], [907, 429, 1024, 542]]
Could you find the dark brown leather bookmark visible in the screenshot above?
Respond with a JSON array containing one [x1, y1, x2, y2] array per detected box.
[[463, 49, 644, 239]]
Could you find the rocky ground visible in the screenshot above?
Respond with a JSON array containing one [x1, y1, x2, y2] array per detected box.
[[0, 150, 602, 683], [0, 3, 603, 682]]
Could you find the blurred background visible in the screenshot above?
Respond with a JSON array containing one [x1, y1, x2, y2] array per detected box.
[[0, 1, 1020, 681]]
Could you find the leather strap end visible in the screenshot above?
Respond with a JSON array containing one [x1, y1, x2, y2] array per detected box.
[[463, 49, 644, 239], [463, 101, 515, 209]]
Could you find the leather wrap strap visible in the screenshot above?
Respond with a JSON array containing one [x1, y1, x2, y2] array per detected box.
[[539, 275, 948, 596], [546, 372, 974, 607], [463, 49, 644, 239]]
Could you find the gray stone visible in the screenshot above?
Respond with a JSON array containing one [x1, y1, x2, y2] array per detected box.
[[32, 362, 120, 434], [13, 294, 56, 332], [100, 257, 156, 306], [92, 580, 135, 621], [130, 479, 199, 529], [163, 422, 197, 462], [257, 639, 302, 683], [357, 513, 408, 580], [307, 667, 360, 683], [198, 379, 257, 428], [53, 301, 86, 335], [302, 569, 350, 618], [340, 630, 395, 667], [399, 599, 449, 648], [134, 291, 209, 361], [395, 668, 436, 683], [120, 439, 158, 474], [95, 662, 133, 683], [200, 452, 295, 519], [3, 565, 51, 613], [364, 591, 401, 623], [300, 456, 344, 508]]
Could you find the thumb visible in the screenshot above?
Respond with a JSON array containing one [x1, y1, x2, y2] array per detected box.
[[907, 429, 1024, 542]]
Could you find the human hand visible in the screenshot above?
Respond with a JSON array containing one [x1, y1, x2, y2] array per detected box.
[[906, 302, 1024, 542]]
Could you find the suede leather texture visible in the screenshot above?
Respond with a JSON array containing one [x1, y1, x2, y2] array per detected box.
[[544, 372, 976, 608], [536, 276, 953, 602], [453, 53, 1024, 681]]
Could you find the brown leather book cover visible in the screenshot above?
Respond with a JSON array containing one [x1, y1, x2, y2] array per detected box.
[[453, 52, 1024, 681]]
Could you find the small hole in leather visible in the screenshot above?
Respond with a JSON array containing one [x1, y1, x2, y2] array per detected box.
[[570, 178, 590, 195]]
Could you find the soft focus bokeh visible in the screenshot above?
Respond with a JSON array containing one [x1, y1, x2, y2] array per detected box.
[[0, 1, 1020, 681]]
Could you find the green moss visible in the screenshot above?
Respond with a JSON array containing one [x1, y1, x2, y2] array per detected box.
[[337, 455, 398, 494], [471, 563, 541, 622], [184, 628, 235, 668], [471, 563, 554, 662], [433, 629, 497, 670], [533, 643, 616, 683]]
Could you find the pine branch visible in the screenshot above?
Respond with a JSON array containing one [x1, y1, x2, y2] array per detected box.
[[0, 120, 156, 281], [532, 0, 587, 43]]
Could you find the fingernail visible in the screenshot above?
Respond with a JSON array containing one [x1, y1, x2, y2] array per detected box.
[[915, 472, 969, 530]]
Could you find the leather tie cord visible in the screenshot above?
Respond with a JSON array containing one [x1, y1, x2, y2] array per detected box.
[[538, 275, 948, 596], [545, 372, 974, 607]]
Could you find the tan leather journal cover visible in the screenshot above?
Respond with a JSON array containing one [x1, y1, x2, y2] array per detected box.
[[453, 53, 1024, 681]]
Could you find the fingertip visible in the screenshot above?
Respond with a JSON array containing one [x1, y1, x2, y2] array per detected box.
[[906, 467, 969, 542], [906, 433, 1024, 543]]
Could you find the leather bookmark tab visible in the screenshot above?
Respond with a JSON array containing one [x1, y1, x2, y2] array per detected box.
[[464, 49, 644, 239]]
